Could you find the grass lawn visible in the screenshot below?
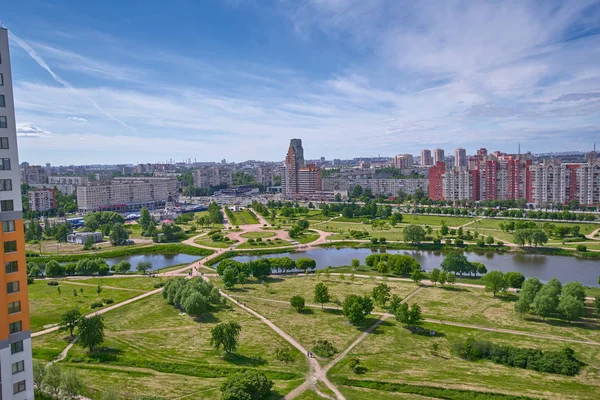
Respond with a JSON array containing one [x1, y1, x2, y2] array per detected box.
[[471, 218, 600, 234], [409, 285, 600, 343], [295, 230, 320, 244], [32, 330, 72, 361], [400, 214, 474, 227], [195, 237, 234, 249], [229, 209, 260, 225], [57, 276, 166, 291], [328, 320, 600, 400], [29, 282, 144, 332], [237, 239, 293, 249], [59, 294, 306, 399], [562, 242, 600, 251], [241, 231, 277, 239]]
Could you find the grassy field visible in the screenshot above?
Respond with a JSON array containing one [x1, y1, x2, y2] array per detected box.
[[56, 276, 166, 291], [58, 294, 307, 399], [194, 211, 225, 229], [294, 230, 321, 244], [237, 239, 293, 249], [29, 281, 145, 332], [228, 209, 260, 225], [194, 236, 233, 249], [400, 214, 475, 227], [471, 218, 600, 234], [328, 320, 600, 400], [241, 231, 277, 239], [409, 285, 600, 343]]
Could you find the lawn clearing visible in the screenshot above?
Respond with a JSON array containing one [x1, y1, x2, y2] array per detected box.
[[29, 281, 144, 332], [57, 276, 166, 291], [328, 320, 600, 400], [195, 236, 234, 248], [241, 231, 277, 239]]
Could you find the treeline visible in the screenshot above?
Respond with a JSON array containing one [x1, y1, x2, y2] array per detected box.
[[251, 201, 270, 218], [321, 201, 392, 219], [27, 258, 110, 277], [217, 257, 317, 287], [454, 338, 581, 376]]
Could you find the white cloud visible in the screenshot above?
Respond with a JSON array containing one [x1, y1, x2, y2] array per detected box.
[[67, 116, 88, 122], [16, 123, 52, 138]]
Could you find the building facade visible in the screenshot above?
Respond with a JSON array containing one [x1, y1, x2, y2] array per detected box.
[[322, 176, 427, 196], [0, 28, 34, 400], [454, 148, 467, 170], [433, 148, 445, 164], [77, 178, 177, 212], [393, 154, 413, 168], [420, 149, 433, 166], [27, 189, 56, 212], [193, 167, 233, 188], [19, 165, 47, 185], [282, 139, 322, 198]]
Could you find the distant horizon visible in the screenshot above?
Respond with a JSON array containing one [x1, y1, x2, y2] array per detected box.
[[3, 0, 599, 164]]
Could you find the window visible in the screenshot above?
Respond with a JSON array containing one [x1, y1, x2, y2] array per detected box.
[[13, 380, 26, 394], [0, 137, 7, 147], [12, 360, 24, 374], [7, 281, 19, 294], [1, 199, 13, 211], [11, 340, 23, 354], [8, 301, 21, 314], [2, 220, 15, 232], [0, 95, 4, 107], [0, 179, 12, 191], [0, 158, 10, 170], [0, 72, 3, 86], [9, 321, 22, 334], [6, 260, 18, 273], [0, 117, 6, 128], [4, 240, 16, 253]]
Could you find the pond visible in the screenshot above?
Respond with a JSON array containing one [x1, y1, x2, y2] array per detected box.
[[228, 248, 600, 287], [105, 253, 201, 272]]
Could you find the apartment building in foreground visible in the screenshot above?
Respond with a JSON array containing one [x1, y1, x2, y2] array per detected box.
[[0, 27, 35, 399]]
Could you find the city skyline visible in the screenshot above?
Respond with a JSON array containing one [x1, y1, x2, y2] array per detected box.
[[3, 0, 600, 164]]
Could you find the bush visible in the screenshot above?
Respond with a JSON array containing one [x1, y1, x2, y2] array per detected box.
[[220, 370, 273, 400], [98, 265, 110, 276], [27, 277, 35, 285], [90, 301, 104, 309], [453, 338, 581, 376], [576, 244, 587, 252], [454, 238, 464, 247], [312, 340, 337, 358], [274, 347, 295, 363], [504, 272, 525, 288], [47, 281, 60, 286], [102, 298, 114, 305], [497, 241, 504, 247], [290, 295, 305, 313]]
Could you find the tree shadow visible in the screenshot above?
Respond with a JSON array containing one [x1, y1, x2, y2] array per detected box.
[[223, 353, 267, 366], [353, 366, 368, 374], [498, 293, 519, 303], [322, 308, 343, 315], [523, 316, 600, 331], [87, 347, 123, 362], [194, 312, 220, 324], [359, 318, 392, 334], [440, 286, 470, 292], [299, 308, 314, 315]]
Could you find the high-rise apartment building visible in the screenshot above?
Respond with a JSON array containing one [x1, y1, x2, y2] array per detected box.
[[420, 149, 433, 166], [454, 148, 467, 170], [27, 189, 56, 212], [282, 139, 321, 198], [0, 28, 34, 399], [433, 148, 445, 164], [393, 154, 413, 168]]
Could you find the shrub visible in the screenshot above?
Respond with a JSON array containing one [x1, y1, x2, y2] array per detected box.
[[27, 277, 35, 285], [453, 338, 581, 376], [90, 301, 104, 309], [220, 370, 273, 400], [576, 244, 587, 252], [454, 238, 464, 247], [497, 241, 504, 247], [290, 295, 305, 313], [274, 347, 295, 363], [102, 298, 114, 305], [47, 281, 60, 286], [98, 265, 110, 276], [312, 340, 337, 358]]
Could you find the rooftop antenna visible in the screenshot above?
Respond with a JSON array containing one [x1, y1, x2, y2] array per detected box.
[[518, 143, 521, 155]]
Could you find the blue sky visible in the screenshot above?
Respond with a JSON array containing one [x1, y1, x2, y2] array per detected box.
[[3, 0, 600, 165]]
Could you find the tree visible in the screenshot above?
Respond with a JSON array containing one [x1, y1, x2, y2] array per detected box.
[[343, 294, 373, 326], [395, 303, 423, 325], [314, 283, 330, 308], [45, 260, 65, 276], [441, 253, 471, 276], [558, 294, 585, 322], [485, 236, 494, 245], [430, 268, 441, 285], [139, 207, 154, 234], [60, 369, 84, 399], [351, 259, 360, 269], [296, 258, 316, 272], [532, 294, 556, 320], [411, 268, 424, 285], [210, 321, 241, 355], [59, 309, 81, 337], [222, 267, 237, 289], [290, 295, 305, 313], [114, 260, 131, 274], [371, 283, 391, 306], [514, 298, 531, 315], [403, 224, 426, 244], [43, 363, 62, 396], [482, 271, 508, 297], [446, 273, 456, 285], [183, 292, 208, 316], [78, 315, 105, 352], [109, 223, 129, 245], [33, 360, 46, 389], [96, 285, 103, 295], [136, 261, 152, 274], [562, 281, 586, 302], [220, 370, 273, 400], [504, 272, 524, 288], [439, 270, 448, 286], [388, 294, 403, 313]]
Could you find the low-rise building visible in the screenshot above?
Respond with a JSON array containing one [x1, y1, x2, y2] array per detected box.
[[27, 188, 56, 212], [67, 231, 103, 244]]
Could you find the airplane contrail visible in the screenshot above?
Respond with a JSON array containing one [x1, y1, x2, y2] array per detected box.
[[8, 30, 136, 132]]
